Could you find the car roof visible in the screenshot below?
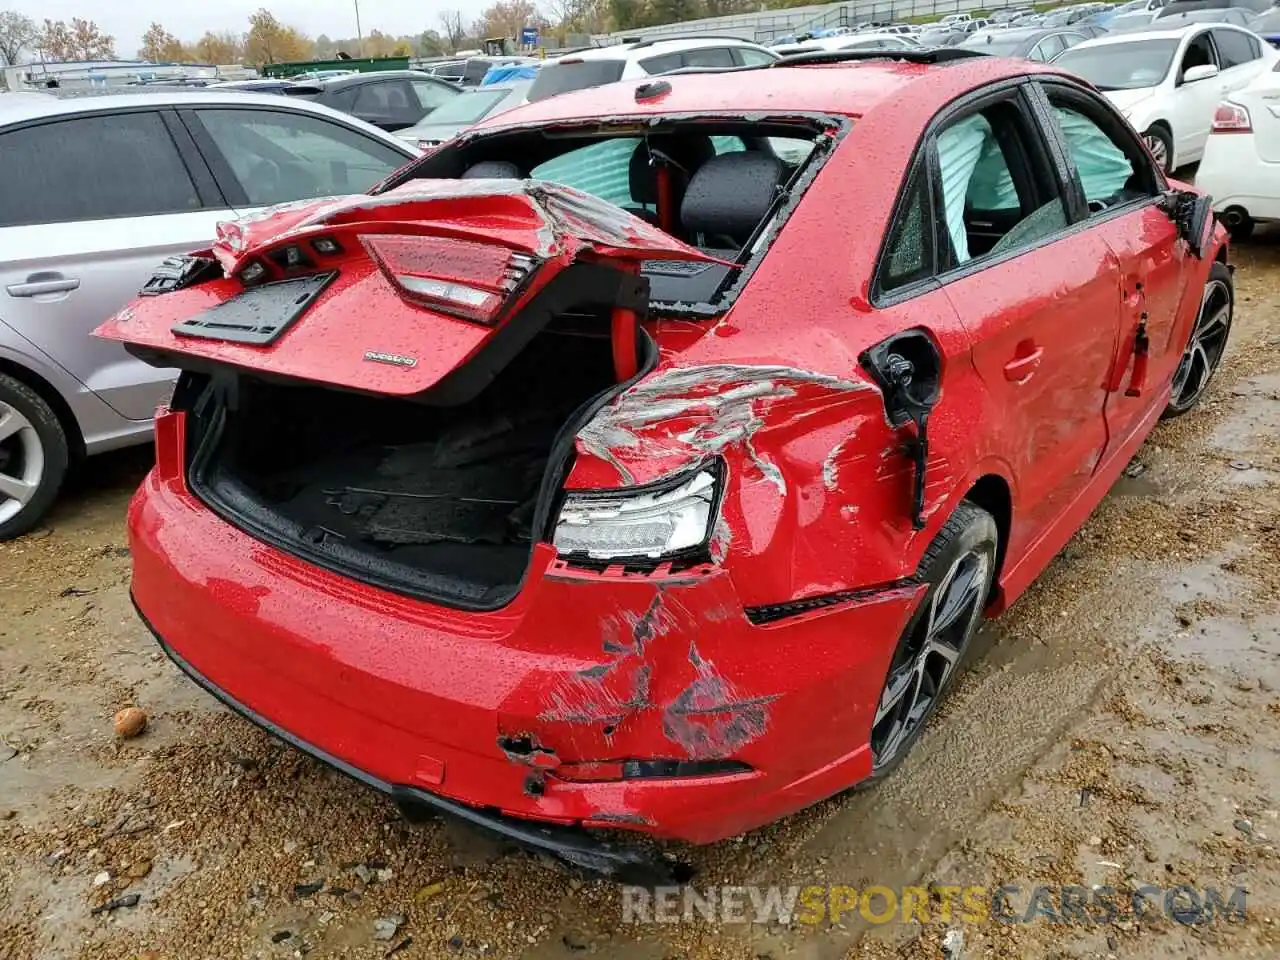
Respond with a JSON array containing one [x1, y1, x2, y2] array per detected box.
[[476, 56, 1051, 130], [553, 36, 768, 63], [0, 88, 414, 142], [319, 70, 447, 87], [1064, 20, 1211, 46]]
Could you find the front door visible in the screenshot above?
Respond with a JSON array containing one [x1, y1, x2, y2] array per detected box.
[[1035, 82, 1192, 452]]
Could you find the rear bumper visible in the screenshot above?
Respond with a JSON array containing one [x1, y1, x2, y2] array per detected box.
[[136, 600, 684, 884], [129, 433, 923, 862], [1196, 133, 1280, 221]]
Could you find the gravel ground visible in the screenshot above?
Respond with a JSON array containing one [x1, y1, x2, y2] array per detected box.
[[3, 237, 1280, 960]]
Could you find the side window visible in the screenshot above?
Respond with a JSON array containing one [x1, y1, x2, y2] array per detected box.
[[879, 167, 935, 294], [681, 47, 736, 69], [1053, 107, 1137, 208], [411, 80, 456, 110], [354, 80, 415, 119], [324, 87, 359, 111], [734, 48, 777, 66], [1179, 33, 1217, 80], [638, 53, 682, 74], [194, 109, 409, 206], [1212, 29, 1259, 69], [0, 112, 200, 227], [934, 102, 1066, 265], [1044, 90, 1151, 211], [531, 138, 638, 209], [1042, 35, 1068, 59]]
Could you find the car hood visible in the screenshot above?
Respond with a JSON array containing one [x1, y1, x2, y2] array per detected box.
[[94, 180, 722, 398], [1103, 87, 1158, 117]]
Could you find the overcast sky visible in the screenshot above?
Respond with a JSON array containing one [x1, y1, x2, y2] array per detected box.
[[9, 0, 463, 51]]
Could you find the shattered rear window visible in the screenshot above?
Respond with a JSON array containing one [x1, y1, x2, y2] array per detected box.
[[383, 114, 845, 316]]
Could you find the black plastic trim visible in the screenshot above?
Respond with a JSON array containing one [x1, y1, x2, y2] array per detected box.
[[744, 578, 916, 625], [132, 595, 687, 886]]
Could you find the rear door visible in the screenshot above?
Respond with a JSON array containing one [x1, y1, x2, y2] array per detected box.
[[1212, 27, 1271, 94], [0, 109, 228, 421], [929, 85, 1123, 553], [1032, 80, 1191, 454]]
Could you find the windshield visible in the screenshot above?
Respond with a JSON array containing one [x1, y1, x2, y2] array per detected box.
[[412, 87, 511, 126], [527, 60, 625, 102], [1054, 39, 1178, 89]]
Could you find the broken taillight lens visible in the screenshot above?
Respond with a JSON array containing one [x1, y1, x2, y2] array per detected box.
[[362, 234, 537, 325]]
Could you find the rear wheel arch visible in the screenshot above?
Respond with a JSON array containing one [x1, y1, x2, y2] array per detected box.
[[961, 473, 1012, 599], [0, 358, 85, 461]]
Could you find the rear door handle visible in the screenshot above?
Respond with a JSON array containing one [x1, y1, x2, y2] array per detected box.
[[6, 277, 81, 298], [1004, 346, 1044, 382]]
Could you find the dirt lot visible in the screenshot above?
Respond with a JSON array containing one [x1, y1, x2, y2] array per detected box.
[[3, 239, 1280, 960]]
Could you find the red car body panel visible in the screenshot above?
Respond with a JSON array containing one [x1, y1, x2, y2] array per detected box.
[[132, 413, 923, 843], [106, 59, 1229, 868]]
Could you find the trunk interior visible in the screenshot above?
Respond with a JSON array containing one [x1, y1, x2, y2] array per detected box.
[[189, 315, 622, 608]]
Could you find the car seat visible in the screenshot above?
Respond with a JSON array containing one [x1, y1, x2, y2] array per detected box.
[[679, 151, 784, 253]]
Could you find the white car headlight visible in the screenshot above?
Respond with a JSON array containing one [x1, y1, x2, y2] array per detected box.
[[553, 468, 719, 561]]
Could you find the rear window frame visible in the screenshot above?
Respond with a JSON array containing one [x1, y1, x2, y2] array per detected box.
[[378, 111, 852, 318]]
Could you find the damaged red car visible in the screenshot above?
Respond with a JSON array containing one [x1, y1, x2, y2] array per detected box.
[[100, 49, 1232, 882]]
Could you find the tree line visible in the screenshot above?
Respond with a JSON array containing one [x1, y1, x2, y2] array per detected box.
[[0, 0, 808, 69]]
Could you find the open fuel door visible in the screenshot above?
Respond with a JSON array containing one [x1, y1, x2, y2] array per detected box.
[[95, 180, 720, 398]]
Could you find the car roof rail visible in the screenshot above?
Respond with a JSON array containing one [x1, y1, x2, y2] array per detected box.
[[775, 47, 990, 66], [626, 33, 762, 49]]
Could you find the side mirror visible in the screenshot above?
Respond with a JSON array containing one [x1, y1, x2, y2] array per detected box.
[[1182, 63, 1220, 84], [1161, 189, 1213, 258]]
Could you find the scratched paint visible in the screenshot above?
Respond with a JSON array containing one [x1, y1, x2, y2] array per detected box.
[[576, 363, 871, 489], [662, 642, 775, 760]]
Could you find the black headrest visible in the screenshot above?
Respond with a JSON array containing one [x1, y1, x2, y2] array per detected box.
[[680, 152, 783, 242], [461, 160, 523, 180], [628, 136, 718, 206]]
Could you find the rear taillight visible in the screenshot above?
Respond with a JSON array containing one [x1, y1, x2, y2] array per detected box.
[[1211, 102, 1252, 134], [362, 234, 536, 325]]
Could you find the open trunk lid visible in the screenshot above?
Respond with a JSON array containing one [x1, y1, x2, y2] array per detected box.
[[95, 180, 719, 397]]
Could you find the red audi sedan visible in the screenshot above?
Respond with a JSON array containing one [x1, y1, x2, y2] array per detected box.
[[99, 49, 1231, 882]]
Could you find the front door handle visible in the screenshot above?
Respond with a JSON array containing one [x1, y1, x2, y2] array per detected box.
[[1004, 345, 1044, 383], [6, 276, 81, 298]]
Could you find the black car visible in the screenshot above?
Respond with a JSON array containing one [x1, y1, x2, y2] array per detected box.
[[959, 26, 1092, 60], [284, 71, 461, 132]]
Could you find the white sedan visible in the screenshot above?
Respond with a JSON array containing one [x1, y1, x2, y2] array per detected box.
[[1196, 66, 1280, 238], [1053, 22, 1277, 171]]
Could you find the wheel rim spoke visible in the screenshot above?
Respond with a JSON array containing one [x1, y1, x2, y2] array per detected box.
[[0, 471, 36, 505], [872, 548, 990, 769], [0, 406, 31, 446], [1174, 284, 1231, 408]]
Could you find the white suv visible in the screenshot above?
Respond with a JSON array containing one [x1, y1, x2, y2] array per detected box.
[[526, 36, 780, 102]]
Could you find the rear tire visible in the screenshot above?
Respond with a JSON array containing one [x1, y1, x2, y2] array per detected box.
[[866, 501, 998, 782], [1142, 123, 1174, 175], [1164, 262, 1232, 419], [0, 374, 69, 541], [1222, 208, 1255, 242]]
